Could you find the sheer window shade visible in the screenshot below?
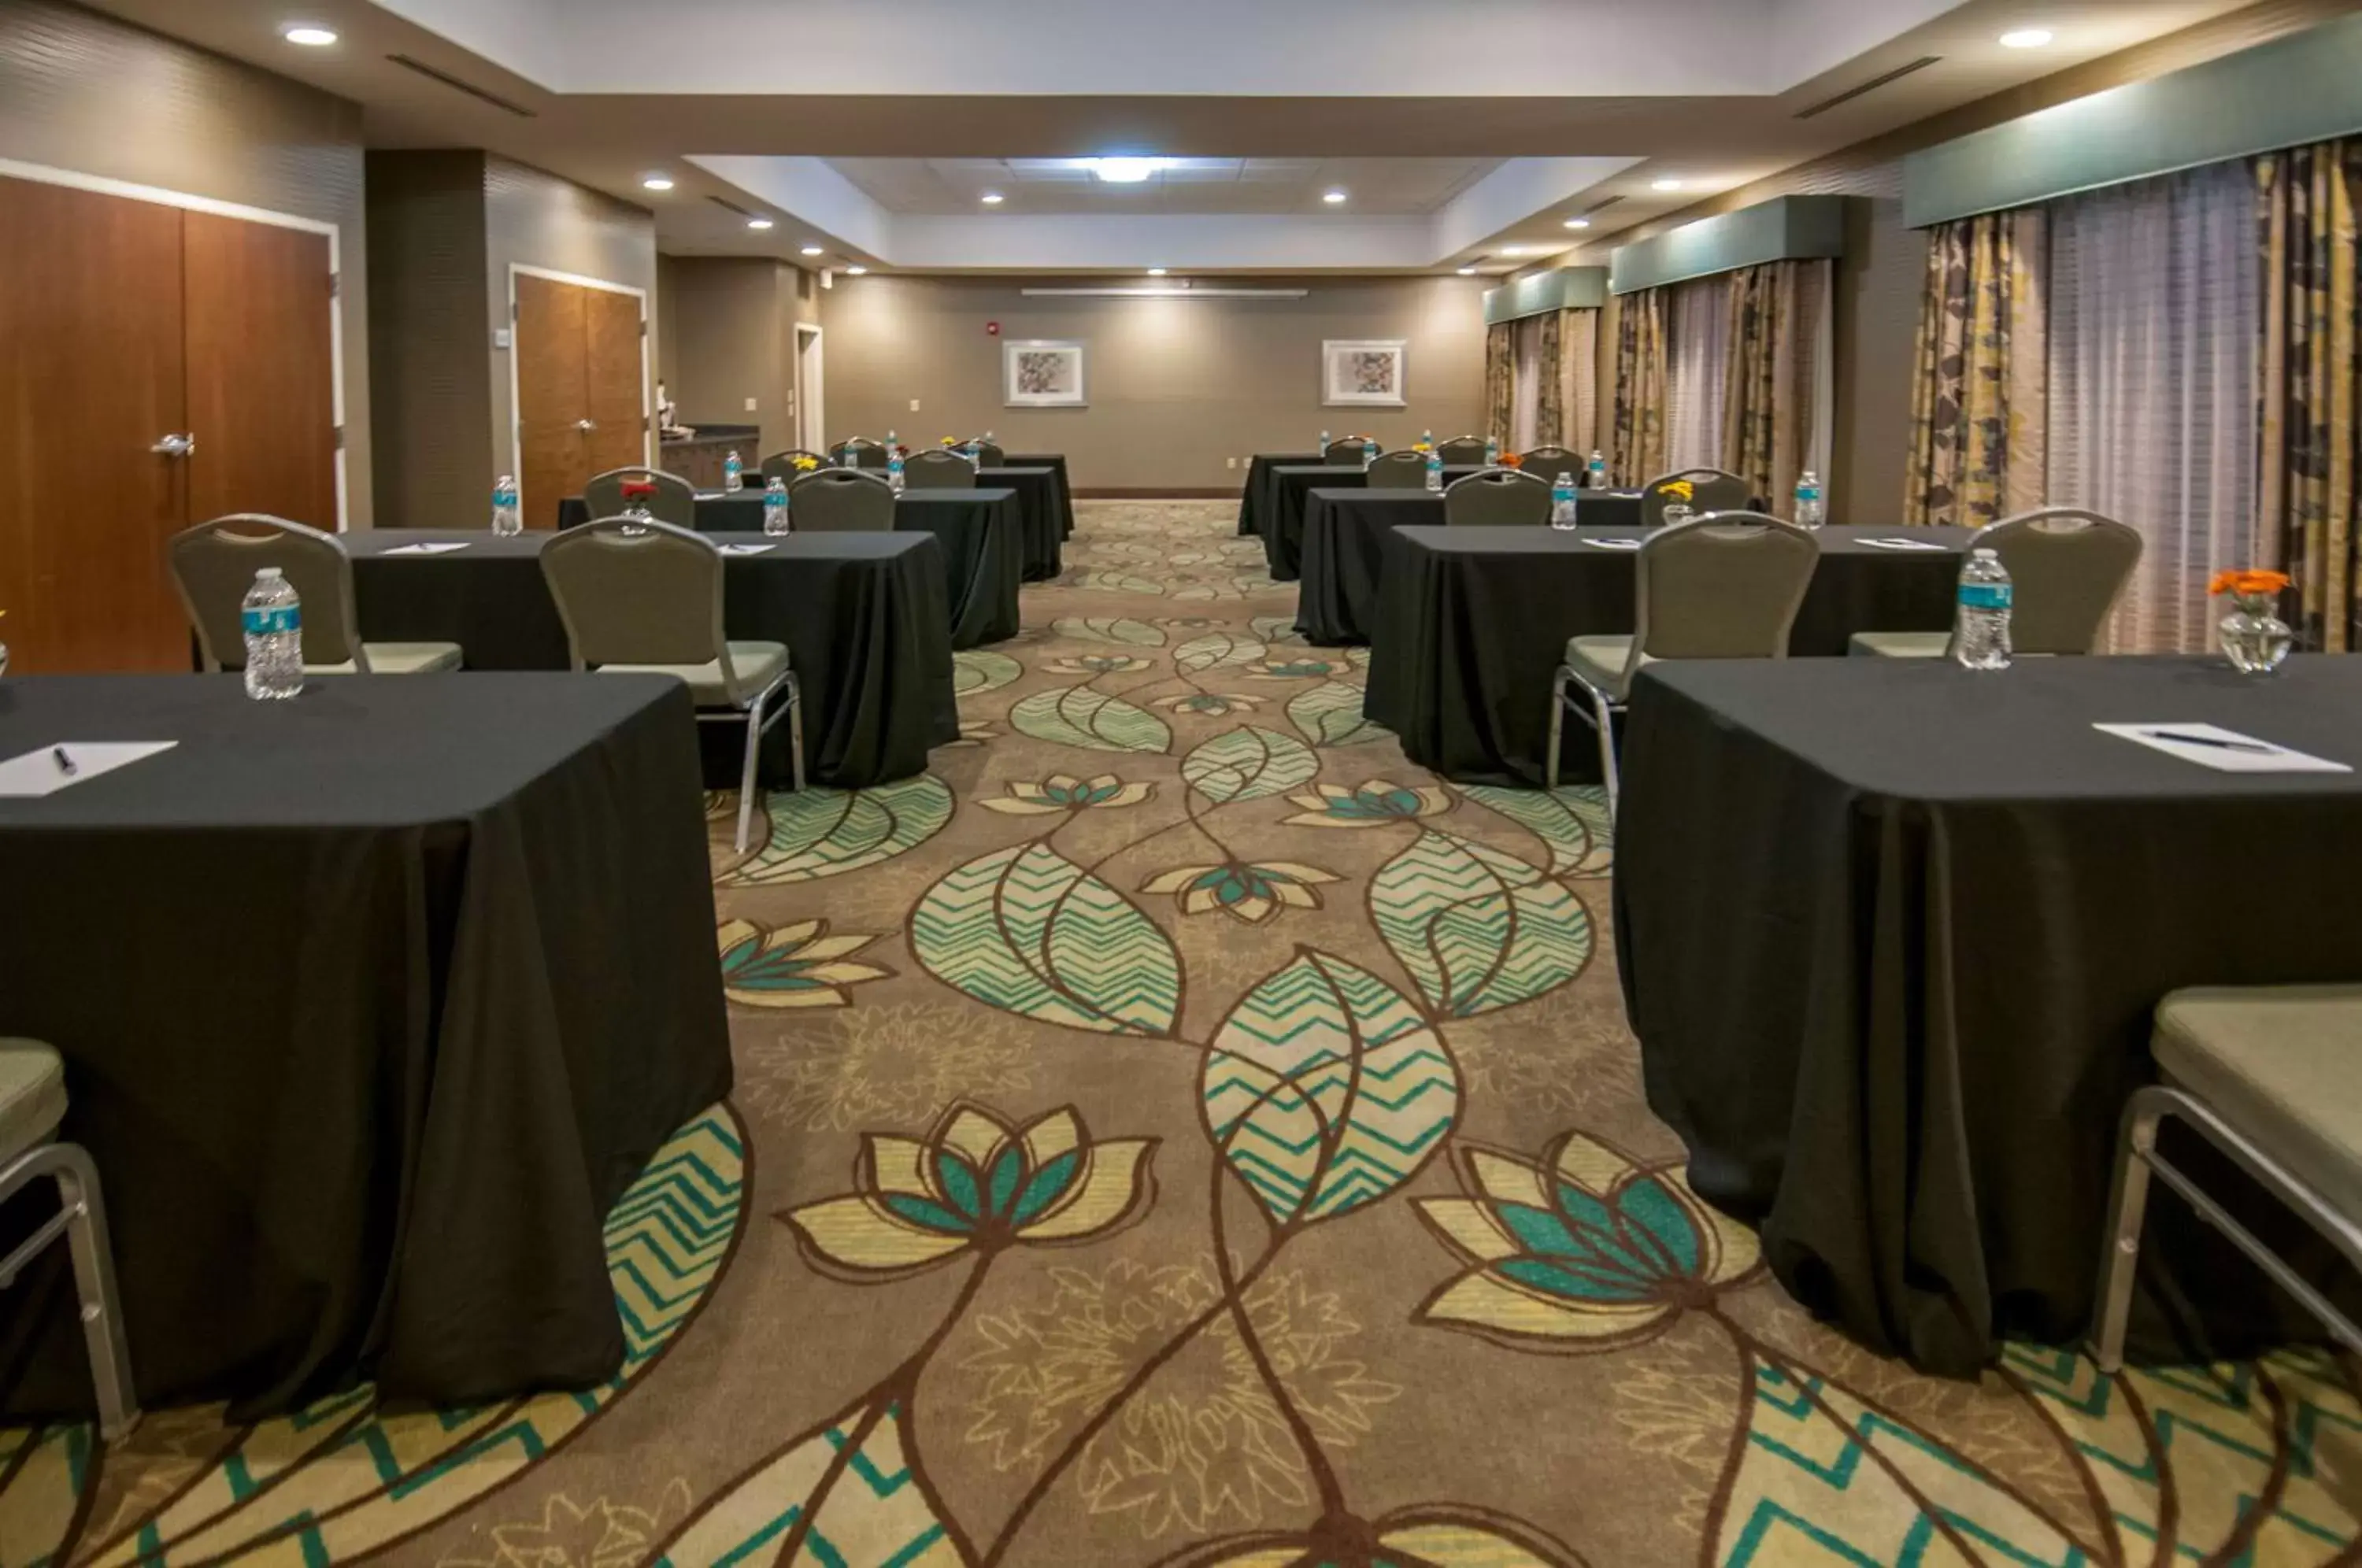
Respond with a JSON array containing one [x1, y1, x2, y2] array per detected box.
[[1512, 316, 1545, 451], [2046, 161, 2264, 653], [1665, 276, 1733, 472]]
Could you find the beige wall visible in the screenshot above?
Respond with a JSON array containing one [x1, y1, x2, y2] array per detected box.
[[817, 276, 1488, 490], [659, 255, 801, 453], [0, 0, 373, 524]]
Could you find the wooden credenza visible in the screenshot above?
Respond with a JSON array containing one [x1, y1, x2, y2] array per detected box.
[[661, 425, 761, 489]]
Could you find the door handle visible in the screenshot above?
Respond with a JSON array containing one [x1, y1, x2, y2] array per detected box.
[[576, 419, 598, 432], [150, 433, 196, 457]]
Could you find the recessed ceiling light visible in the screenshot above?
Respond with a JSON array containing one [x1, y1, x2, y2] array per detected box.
[[1083, 157, 1169, 183], [1498, 246, 1531, 257], [1456, 266, 1478, 276], [746, 218, 775, 231], [2000, 27, 2053, 47], [1146, 267, 1168, 276], [282, 23, 337, 45], [846, 265, 868, 276], [1651, 178, 1686, 192], [800, 244, 824, 255], [1323, 189, 1348, 205], [980, 191, 1004, 205], [640, 174, 675, 192], [1564, 217, 1592, 230]]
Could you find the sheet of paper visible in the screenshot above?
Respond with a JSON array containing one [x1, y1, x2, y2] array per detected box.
[[2094, 723, 2351, 775], [0, 741, 180, 798], [1857, 536, 1952, 552], [383, 541, 471, 556], [1582, 537, 1643, 551], [718, 542, 776, 556]]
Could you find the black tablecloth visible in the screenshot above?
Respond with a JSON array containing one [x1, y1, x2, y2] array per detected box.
[[1362, 525, 1971, 785], [1238, 453, 1324, 537], [1614, 656, 2362, 1373], [1263, 464, 1485, 580], [349, 532, 957, 787], [1002, 453, 1075, 539], [0, 674, 731, 1417], [553, 488, 1020, 647], [976, 468, 1064, 579], [1296, 490, 1646, 644]]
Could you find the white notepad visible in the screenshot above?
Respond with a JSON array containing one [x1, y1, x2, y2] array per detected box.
[[1857, 536, 1951, 552], [383, 541, 470, 556], [0, 741, 179, 798], [1583, 537, 1644, 550], [2094, 723, 2351, 775], [718, 542, 776, 556]]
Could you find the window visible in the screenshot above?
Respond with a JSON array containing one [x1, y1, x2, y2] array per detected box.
[[1664, 276, 1732, 472]]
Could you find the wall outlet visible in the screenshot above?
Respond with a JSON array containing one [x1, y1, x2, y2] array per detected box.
[[744, 397, 758, 412], [492, 327, 512, 350], [909, 398, 922, 412], [1226, 457, 1237, 469]]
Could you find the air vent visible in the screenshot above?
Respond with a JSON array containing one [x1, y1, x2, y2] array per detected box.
[[385, 55, 536, 117], [1794, 56, 1941, 120], [705, 194, 756, 218], [1579, 195, 1625, 218]]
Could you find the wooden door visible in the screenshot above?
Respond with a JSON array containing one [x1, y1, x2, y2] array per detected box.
[[183, 212, 336, 530], [582, 287, 646, 481], [0, 177, 188, 673], [515, 272, 589, 528]]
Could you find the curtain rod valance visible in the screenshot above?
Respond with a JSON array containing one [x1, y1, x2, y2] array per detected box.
[[1607, 195, 1846, 295], [1483, 266, 1607, 325], [1904, 11, 2362, 230]]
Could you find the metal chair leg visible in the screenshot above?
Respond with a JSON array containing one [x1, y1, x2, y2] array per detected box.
[[786, 675, 806, 793], [1546, 666, 1571, 791], [2090, 1089, 2164, 1374], [1591, 687, 1622, 817], [0, 1143, 140, 1440], [735, 688, 768, 852]]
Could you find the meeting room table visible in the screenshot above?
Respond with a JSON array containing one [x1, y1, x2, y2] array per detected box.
[[1260, 464, 1485, 579], [999, 453, 1076, 542], [0, 673, 732, 1417], [554, 486, 1021, 644], [349, 531, 959, 787], [1238, 452, 1324, 537], [1361, 524, 1971, 785], [1613, 655, 2362, 1374], [1295, 489, 1645, 644]]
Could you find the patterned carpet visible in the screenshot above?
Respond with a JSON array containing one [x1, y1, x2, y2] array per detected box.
[[6, 501, 2359, 1566]]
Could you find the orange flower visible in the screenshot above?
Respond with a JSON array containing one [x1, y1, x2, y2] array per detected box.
[[2209, 569, 2290, 598], [1498, 453, 1525, 470]]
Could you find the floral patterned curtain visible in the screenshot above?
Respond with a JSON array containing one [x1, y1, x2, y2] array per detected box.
[[2258, 139, 2362, 651], [1612, 289, 1668, 485], [1534, 309, 1565, 446], [1483, 322, 1514, 447], [1901, 209, 2049, 527], [1721, 260, 1828, 512], [1564, 309, 1600, 456]]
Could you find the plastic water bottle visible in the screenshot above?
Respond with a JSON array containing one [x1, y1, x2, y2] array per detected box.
[[723, 449, 744, 492], [1425, 447, 1445, 493], [887, 446, 906, 494], [839, 446, 856, 468], [1954, 548, 2014, 671], [1551, 472, 1579, 529], [1421, 428, 1435, 449], [1319, 428, 1331, 456], [884, 428, 898, 462], [1587, 450, 1608, 490], [491, 473, 521, 536], [1362, 437, 1377, 470], [242, 568, 303, 701], [1794, 468, 1826, 529], [764, 477, 791, 535], [964, 437, 981, 464], [1484, 435, 1500, 467]]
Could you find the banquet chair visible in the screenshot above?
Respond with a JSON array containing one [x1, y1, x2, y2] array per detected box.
[[1324, 437, 1379, 461], [1523, 444, 1583, 472], [170, 516, 463, 675], [1437, 435, 1492, 464], [1548, 513, 1820, 808], [1444, 468, 1551, 527], [903, 448, 979, 489], [586, 467, 696, 528], [0, 1037, 139, 1440], [830, 438, 891, 470], [789, 468, 897, 531], [1849, 508, 2142, 659], [758, 449, 829, 484], [2092, 986, 2362, 1372], [540, 517, 803, 851], [1365, 450, 1432, 490], [964, 438, 1007, 468], [1638, 468, 1751, 527]]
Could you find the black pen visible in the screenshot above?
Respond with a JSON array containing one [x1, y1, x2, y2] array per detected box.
[[2148, 730, 2278, 754], [51, 745, 76, 775]]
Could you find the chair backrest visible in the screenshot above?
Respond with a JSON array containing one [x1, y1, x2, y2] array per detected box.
[[1324, 437, 1379, 462], [902, 448, 978, 489], [1364, 449, 1432, 490], [1522, 444, 1581, 472], [1971, 507, 2145, 654], [586, 467, 698, 528], [1443, 468, 1551, 527], [964, 438, 1007, 467], [788, 467, 897, 531], [541, 517, 745, 695], [830, 438, 890, 470], [1631, 513, 1820, 668], [759, 449, 828, 483], [1436, 435, 1490, 464], [168, 514, 365, 671], [1639, 468, 1751, 527]]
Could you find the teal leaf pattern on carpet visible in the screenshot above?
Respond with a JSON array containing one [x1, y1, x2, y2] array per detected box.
[[1287, 681, 1388, 747], [1201, 949, 1459, 1224], [1371, 832, 1592, 1019], [0, 1422, 91, 1568], [1179, 726, 1320, 804], [720, 777, 954, 887], [650, 1402, 959, 1568], [1010, 686, 1172, 754], [1461, 786, 1615, 877], [911, 843, 1181, 1036]]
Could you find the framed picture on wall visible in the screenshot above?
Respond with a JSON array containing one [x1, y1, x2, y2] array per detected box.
[[1322, 338, 1408, 407], [1004, 339, 1087, 407]]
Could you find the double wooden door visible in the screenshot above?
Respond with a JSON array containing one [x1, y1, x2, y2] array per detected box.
[[0, 176, 336, 673], [514, 272, 645, 527]]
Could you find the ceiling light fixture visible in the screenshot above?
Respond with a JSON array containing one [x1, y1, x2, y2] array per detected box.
[[2000, 28, 2054, 47], [980, 191, 1005, 205], [1651, 178, 1686, 192], [1146, 268, 1168, 276], [746, 218, 775, 230], [1323, 189, 1348, 205], [1498, 246, 1531, 257], [282, 23, 338, 44], [1083, 157, 1170, 183], [640, 174, 675, 191], [1456, 266, 1478, 276], [846, 265, 868, 276], [799, 245, 825, 257], [1564, 217, 1592, 230]]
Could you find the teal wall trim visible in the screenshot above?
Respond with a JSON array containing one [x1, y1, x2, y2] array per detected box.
[[1607, 196, 1846, 295], [1483, 266, 1608, 324], [1905, 11, 2362, 227]]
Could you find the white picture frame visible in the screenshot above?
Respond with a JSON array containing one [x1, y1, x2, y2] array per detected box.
[[1003, 339, 1087, 407], [1322, 338, 1408, 407]]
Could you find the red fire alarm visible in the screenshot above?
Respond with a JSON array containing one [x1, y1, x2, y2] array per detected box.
[[987, 321, 1001, 337]]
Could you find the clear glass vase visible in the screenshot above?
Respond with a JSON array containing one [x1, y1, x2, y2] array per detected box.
[[2219, 594, 2294, 675]]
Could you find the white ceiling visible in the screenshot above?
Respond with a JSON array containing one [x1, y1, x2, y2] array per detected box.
[[827, 159, 1502, 216]]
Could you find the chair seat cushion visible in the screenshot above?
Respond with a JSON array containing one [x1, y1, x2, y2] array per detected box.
[[1564, 635, 1649, 701], [302, 642, 464, 675], [598, 642, 790, 707], [0, 1037, 68, 1165], [2153, 986, 2362, 1219], [1849, 631, 1951, 659]]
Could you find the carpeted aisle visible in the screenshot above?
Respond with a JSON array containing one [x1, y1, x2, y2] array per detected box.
[[10, 501, 2357, 1566]]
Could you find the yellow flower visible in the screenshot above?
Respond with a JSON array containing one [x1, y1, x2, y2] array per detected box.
[[1138, 860, 1339, 925], [785, 1102, 1158, 1281], [981, 775, 1155, 814], [1283, 780, 1453, 828], [792, 455, 820, 472], [716, 919, 891, 1008], [1662, 479, 1696, 502]]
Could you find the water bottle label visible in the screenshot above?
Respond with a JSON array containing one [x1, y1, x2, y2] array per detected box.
[[1959, 583, 2012, 611], [243, 606, 299, 636]]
